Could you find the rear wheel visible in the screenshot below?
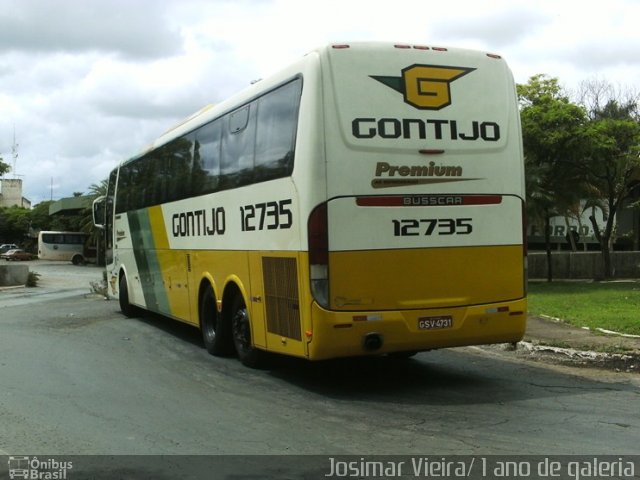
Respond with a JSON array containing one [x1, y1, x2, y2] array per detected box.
[[230, 295, 264, 368], [71, 254, 85, 265], [200, 285, 233, 356], [118, 274, 139, 318]]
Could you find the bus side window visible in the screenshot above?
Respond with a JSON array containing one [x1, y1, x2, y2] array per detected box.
[[154, 151, 170, 206], [221, 104, 256, 189], [140, 153, 156, 208], [193, 120, 222, 195], [170, 135, 195, 202], [155, 139, 193, 204], [255, 79, 301, 182], [115, 164, 130, 213]]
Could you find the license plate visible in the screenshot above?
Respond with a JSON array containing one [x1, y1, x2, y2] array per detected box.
[[418, 315, 453, 330]]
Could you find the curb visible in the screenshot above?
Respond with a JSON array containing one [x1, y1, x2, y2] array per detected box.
[[515, 341, 640, 373], [595, 328, 640, 339], [0, 285, 26, 292]]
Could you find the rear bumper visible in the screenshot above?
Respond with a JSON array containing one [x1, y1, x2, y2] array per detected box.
[[306, 298, 527, 360]]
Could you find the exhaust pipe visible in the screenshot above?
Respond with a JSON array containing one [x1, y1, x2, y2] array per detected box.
[[362, 332, 383, 352]]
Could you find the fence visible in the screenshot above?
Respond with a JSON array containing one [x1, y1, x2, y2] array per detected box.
[[528, 251, 640, 279]]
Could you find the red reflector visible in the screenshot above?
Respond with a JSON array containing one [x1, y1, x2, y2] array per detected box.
[[510, 311, 524, 316], [394, 44, 411, 49], [356, 197, 404, 207], [432, 47, 448, 51], [413, 45, 429, 50], [334, 324, 352, 329], [487, 53, 502, 59], [497, 306, 510, 313], [419, 149, 445, 155], [352, 315, 368, 322], [462, 195, 502, 205], [332, 44, 350, 49]]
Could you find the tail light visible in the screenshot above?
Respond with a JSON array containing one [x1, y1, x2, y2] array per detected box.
[[308, 202, 329, 308]]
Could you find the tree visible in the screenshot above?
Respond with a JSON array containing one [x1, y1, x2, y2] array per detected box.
[[518, 75, 589, 281], [0, 206, 31, 245], [81, 179, 109, 265], [80, 179, 108, 234], [29, 201, 56, 232], [0, 156, 10, 176], [576, 81, 640, 278]]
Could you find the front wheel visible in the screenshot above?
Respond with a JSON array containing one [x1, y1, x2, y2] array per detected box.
[[118, 274, 139, 318], [231, 295, 264, 368]]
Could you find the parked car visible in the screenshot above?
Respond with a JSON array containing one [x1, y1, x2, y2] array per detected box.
[[1, 249, 34, 261], [0, 243, 19, 254]]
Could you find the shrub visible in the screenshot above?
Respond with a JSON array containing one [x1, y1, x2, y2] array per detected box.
[[26, 271, 41, 287]]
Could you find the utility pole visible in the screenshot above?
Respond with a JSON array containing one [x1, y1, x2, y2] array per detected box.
[[11, 125, 18, 179]]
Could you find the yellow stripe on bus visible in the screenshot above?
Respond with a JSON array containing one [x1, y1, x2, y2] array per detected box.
[[147, 206, 193, 322]]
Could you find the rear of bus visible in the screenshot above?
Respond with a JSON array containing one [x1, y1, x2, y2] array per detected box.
[[306, 43, 526, 360]]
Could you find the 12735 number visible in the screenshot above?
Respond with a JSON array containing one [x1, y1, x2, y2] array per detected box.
[[240, 199, 293, 231], [392, 218, 473, 236]]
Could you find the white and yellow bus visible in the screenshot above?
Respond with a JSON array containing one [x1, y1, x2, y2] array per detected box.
[[94, 42, 527, 367]]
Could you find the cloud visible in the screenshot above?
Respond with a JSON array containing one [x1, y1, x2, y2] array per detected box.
[[557, 38, 640, 74], [0, 0, 183, 59], [429, 6, 550, 49], [1, 0, 639, 206]]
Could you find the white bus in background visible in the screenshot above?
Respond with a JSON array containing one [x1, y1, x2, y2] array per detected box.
[[38, 231, 94, 265]]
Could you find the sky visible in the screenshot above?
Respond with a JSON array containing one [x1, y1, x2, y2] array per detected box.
[[0, 0, 639, 205]]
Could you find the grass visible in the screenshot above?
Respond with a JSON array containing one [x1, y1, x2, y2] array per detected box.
[[528, 280, 640, 335]]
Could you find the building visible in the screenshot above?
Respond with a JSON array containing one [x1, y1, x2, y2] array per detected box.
[[0, 178, 31, 209], [527, 199, 640, 251]]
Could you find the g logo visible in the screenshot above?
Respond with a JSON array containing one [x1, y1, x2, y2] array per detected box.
[[371, 64, 475, 111]]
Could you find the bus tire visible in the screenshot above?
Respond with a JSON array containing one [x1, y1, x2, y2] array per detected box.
[[72, 254, 85, 266], [230, 294, 264, 368], [119, 274, 139, 318], [199, 285, 233, 356]]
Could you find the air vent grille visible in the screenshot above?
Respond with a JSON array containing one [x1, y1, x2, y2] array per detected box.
[[262, 257, 301, 341]]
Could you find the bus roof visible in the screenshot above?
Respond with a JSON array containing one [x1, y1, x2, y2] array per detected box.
[[121, 42, 511, 167]]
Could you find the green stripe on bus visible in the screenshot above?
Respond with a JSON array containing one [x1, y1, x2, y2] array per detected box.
[[128, 209, 171, 315]]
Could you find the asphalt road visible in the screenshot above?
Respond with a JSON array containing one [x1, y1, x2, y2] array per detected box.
[[0, 263, 638, 459]]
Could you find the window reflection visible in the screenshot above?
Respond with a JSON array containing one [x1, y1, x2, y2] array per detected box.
[[115, 77, 301, 214], [255, 80, 300, 181]]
